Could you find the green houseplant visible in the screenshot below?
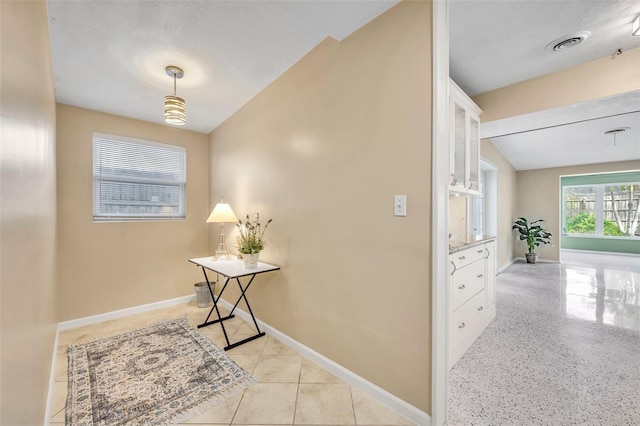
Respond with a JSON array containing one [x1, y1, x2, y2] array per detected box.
[[512, 217, 552, 264], [236, 213, 272, 268]]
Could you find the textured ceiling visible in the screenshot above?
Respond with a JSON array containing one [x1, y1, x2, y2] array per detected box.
[[450, 0, 640, 171], [450, 0, 640, 96], [47, 0, 640, 170], [47, 0, 398, 133]]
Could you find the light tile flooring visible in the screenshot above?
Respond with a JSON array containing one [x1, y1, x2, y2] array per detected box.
[[447, 251, 640, 425], [49, 302, 414, 426]]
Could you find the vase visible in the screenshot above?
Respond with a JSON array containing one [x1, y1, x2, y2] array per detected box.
[[243, 252, 260, 269]]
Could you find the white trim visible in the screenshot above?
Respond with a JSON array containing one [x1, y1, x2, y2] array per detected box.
[[215, 298, 430, 425], [514, 257, 560, 264], [44, 328, 60, 426], [497, 258, 516, 274], [432, 1, 450, 425], [47, 293, 429, 425], [47, 295, 195, 425], [57, 294, 195, 331], [561, 248, 640, 258]]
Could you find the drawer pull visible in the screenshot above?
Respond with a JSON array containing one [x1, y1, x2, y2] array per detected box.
[[477, 274, 483, 278], [458, 322, 466, 329], [477, 306, 484, 311], [477, 249, 483, 254], [458, 255, 466, 261], [458, 284, 466, 290]]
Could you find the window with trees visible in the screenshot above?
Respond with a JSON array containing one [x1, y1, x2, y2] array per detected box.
[[563, 182, 640, 238], [93, 134, 186, 221]]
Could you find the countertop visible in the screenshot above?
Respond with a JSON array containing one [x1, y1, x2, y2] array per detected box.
[[449, 235, 496, 254]]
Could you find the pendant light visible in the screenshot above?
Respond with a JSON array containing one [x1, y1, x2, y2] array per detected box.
[[164, 66, 186, 126]]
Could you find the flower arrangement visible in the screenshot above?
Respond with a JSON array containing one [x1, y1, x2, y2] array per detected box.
[[236, 213, 273, 254]]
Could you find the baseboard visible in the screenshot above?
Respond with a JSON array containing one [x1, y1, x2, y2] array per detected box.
[[561, 248, 640, 258], [514, 256, 560, 264], [215, 298, 431, 425], [57, 294, 195, 331], [46, 294, 196, 425], [496, 258, 516, 275], [48, 293, 430, 425], [44, 327, 60, 426]]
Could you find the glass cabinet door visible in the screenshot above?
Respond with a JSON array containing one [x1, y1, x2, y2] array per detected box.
[[468, 115, 479, 192], [452, 102, 466, 189]]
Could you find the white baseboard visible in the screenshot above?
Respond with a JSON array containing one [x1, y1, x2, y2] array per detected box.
[[215, 298, 431, 425], [57, 294, 195, 331], [47, 293, 429, 426], [514, 256, 560, 264], [44, 327, 60, 426], [561, 248, 640, 258], [46, 294, 196, 425], [496, 258, 516, 275]]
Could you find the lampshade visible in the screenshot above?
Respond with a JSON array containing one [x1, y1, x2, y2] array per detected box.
[[164, 66, 186, 126], [164, 95, 186, 125], [206, 202, 238, 223]]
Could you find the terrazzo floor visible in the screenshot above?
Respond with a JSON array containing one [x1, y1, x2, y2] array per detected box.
[[49, 302, 414, 426], [447, 251, 640, 426]]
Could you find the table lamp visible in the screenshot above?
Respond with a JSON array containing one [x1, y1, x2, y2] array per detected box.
[[206, 199, 238, 260]]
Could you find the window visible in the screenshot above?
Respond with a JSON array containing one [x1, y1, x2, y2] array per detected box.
[[563, 183, 639, 238], [93, 134, 186, 221], [564, 186, 596, 235]]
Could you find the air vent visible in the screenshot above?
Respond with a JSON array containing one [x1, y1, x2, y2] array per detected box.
[[546, 31, 591, 52]]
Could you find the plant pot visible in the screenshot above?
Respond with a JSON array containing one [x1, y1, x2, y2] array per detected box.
[[242, 252, 260, 269], [525, 252, 538, 264]]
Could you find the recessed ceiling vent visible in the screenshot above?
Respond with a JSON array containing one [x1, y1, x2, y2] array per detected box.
[[546, 31, 591, 52]]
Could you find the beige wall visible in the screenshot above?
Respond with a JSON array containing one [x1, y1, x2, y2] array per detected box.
[[209, 1, 432, 412], [0, 0, 58, 423], [56, 105, 209, 320], [481, 139, 517, 269], [474, 47, 640, 122], [515, 160, 640, 261]]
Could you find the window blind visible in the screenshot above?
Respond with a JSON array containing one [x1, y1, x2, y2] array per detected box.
[[93, 134, 186, 221]]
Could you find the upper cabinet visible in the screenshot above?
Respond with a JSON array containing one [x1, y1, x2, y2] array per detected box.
[[450, 79, 482, 195]]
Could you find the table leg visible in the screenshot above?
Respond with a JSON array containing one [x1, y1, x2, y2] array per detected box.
[[197, 268, 233, 348]]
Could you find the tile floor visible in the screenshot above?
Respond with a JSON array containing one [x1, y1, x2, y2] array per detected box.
[[447, 251, 640, 425], [49, 302, 414, 426]]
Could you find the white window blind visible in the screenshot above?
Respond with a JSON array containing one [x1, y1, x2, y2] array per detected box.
[[93, 134, 186, 221]]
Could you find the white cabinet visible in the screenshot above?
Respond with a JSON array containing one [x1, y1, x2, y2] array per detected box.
[[448, 239, 496, 368], [450, 79, 482, 195]]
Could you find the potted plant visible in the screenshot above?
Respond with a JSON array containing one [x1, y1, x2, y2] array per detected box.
[[512, 217, 552, 264], [236, 213, 272, 268]]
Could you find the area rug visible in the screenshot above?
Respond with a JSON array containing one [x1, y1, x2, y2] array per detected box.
[[66, 317, 257, 425]]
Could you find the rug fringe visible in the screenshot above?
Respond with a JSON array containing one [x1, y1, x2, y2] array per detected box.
[[66, 316, 260, 425], [169, 374, 259, 425]]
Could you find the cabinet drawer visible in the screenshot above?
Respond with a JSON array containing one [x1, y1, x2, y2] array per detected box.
[[451, 290, 487, 350], [451, 245, 486, 269], [451, 259, 485, 310]]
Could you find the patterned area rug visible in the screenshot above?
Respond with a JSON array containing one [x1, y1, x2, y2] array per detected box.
[[66, 317, 257, 425]]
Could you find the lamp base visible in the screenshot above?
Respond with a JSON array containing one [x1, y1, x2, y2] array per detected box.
[[212, 223, 232, 261]]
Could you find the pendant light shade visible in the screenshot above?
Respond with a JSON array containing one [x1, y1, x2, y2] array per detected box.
[[164, 66, 186, 126]]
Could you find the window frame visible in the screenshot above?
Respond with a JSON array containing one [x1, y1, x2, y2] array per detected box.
[[92, 133, 187, 222], [562, 182, 639, 240]]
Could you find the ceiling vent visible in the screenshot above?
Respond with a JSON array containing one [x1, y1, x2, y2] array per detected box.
[[546, 31, 591, 52]]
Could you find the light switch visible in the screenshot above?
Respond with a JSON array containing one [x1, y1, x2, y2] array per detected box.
[[394, 195, 406, 217]]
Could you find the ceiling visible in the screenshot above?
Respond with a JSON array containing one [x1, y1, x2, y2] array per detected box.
[[450, 0, 640, 171], [47, 1, 639, 169], [46, 0, 398, 134]]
